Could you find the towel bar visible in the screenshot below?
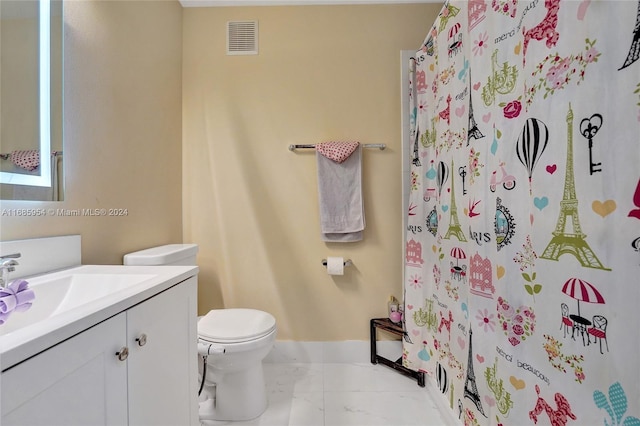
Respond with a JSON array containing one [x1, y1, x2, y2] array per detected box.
[[321, 259, 352, 267], [289, 144, 385, 151]]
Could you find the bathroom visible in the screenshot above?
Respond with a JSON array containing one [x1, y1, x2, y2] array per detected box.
[[2, 0, 640, 425], [1, 0, 448, 424]]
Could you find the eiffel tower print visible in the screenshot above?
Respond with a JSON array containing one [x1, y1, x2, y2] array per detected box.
[[412, 125, 421, 167], [619, 0, 640, 71], [467, 74, 485, 146], [444, 161, 467, 242], [463, 328, 486, 417], [540, 104, 610, 270]]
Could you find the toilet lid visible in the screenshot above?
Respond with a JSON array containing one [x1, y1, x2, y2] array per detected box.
[[198, 308, 276, 343]]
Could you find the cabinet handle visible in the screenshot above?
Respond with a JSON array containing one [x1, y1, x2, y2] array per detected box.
[[135, 333, 148, 347], [116, 347, 129, 361]]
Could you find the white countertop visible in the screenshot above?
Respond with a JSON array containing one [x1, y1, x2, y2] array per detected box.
[[1, 264, 198, 371]]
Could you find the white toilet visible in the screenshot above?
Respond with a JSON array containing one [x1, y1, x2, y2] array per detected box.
[[123, 244, 277, 422]]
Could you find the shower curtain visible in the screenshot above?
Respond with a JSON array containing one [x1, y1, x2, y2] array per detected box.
[[403, 1, 640, 425]]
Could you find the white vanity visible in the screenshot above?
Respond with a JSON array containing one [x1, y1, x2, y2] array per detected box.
[[0, 236, 199, 426]]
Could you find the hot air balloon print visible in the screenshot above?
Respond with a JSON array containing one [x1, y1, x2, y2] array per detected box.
[[516, 118, 549, 194], [437, 161, 449, 198]]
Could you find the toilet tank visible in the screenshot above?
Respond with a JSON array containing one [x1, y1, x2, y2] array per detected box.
[[123, 244, 199, 266]]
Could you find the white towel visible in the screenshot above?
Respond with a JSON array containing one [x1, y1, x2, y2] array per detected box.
[[316, 144, 365, 242]]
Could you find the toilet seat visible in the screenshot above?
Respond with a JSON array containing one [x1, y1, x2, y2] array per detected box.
[[198, 308, 276, 344]]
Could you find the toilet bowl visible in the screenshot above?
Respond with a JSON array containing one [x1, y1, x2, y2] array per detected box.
[[123, 244, 277, 422], [197, 308, 277, 421]]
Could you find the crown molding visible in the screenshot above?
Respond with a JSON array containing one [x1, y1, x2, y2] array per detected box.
[[179, 0, 440, 7]]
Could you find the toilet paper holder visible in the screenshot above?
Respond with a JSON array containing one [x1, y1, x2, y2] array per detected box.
[[321, 258, 352, 267]]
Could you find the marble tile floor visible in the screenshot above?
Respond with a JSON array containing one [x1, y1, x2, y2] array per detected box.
[[202, 362, 453, 426]]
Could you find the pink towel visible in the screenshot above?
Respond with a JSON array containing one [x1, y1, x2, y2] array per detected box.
[[316, 141, 360, 163], [10, 150, 40, 171]]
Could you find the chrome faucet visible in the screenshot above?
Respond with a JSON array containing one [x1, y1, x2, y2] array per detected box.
[[0, 253, 21, 289]]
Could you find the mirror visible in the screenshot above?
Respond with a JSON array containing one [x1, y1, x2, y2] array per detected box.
[[0, 0, 63, 201]]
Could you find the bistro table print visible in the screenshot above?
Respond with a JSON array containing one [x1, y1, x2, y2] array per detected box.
[[450, 247, 467, 282], [561, 278, 605, 317], [569, 314, 591, 346]]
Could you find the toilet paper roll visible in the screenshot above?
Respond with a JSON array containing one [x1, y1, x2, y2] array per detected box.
[[326, 257, 344, 275]]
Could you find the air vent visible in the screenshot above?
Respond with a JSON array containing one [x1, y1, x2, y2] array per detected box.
[[227, 21, 258, 56]]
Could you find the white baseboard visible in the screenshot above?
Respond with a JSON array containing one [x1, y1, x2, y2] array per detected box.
[[264, 340, 402, 364]]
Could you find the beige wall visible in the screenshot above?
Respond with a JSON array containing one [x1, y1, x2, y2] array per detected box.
[[0, 1, 183, 264], [183, 4, 441, 340]]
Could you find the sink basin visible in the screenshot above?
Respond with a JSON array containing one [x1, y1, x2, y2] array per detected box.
[[0, 272, 155, 336]]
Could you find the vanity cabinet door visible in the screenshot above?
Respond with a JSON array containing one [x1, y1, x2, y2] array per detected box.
[[1, 313, 128, 426], [126, 277, 198, 426]]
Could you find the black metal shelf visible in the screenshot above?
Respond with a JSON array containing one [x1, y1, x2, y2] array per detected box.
[[370, 318, 425, 387]]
